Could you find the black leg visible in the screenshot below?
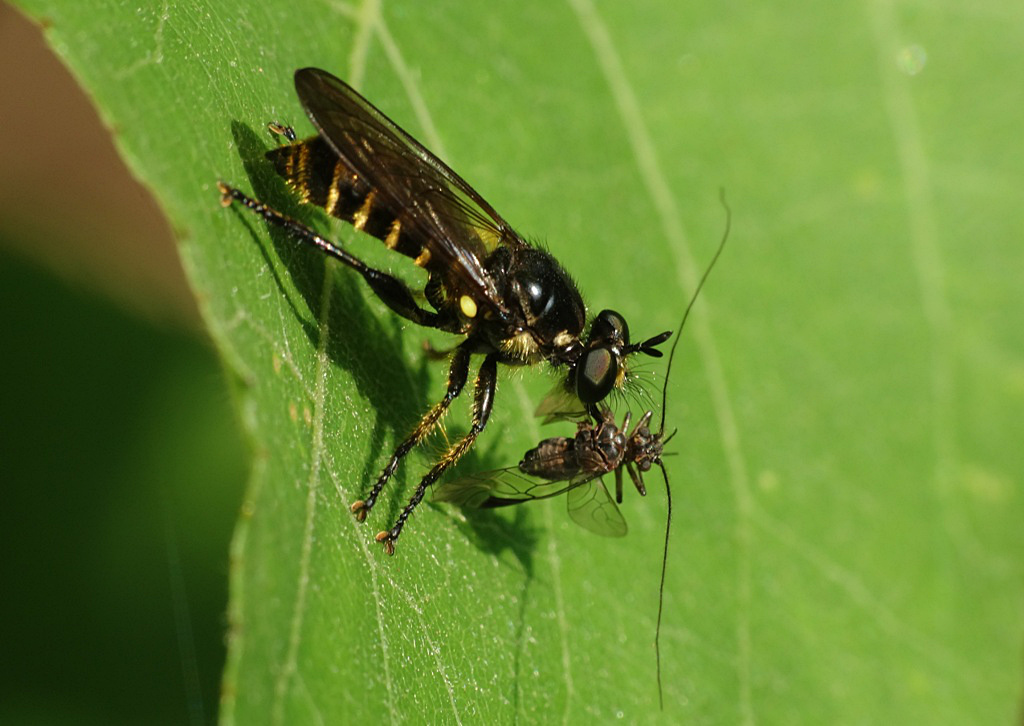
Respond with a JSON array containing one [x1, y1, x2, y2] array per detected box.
[[266, 122, 297, 143], [626, 462, 647, 496], [422, 339, 460, 361], [424, 275, 446, 313], [376, 353, 499, 554], [350, 344, 473, 521], [219, 183, 456, 330]]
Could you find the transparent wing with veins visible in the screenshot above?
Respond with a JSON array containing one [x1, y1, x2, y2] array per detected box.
[[434, 461, 627, 537]]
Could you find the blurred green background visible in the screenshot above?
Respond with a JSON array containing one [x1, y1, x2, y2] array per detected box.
[[0, 252, 245, 724], [0, 6, 246, 723]]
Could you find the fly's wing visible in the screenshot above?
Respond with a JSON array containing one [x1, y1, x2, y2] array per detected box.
[[295, 68, 512, 316], [566, 478, 628, 537], [433, 467, 577, 508], [434, 468, 628, 538], [534, 381, 587, 424]]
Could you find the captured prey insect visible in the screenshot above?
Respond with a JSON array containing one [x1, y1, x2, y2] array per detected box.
[[434, 205, 729, 707], [218, 67, 671, 554]]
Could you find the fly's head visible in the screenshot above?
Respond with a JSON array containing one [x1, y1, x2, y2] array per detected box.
[[625, 410, 670, 476], [533, 309, 672, 422], [572, 310, 672, 408]]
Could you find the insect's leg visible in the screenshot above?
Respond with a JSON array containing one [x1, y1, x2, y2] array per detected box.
[[422, 339, 460, 361], [267, 122, 298, 143], [615, 466, 624, 504], [626, 462, 647, 496], [350, 344, 473, 520], [219, 184, 452, 330], [421, 276, 461, 359], [376, 353, 499, 554], [424, 275, 446, 312], [629, 410, 654, 438]]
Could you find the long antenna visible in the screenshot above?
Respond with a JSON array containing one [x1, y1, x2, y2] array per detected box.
[[659, 191, 732, 432], [655, 460, 672, 709], [654, 191, 730, 708]]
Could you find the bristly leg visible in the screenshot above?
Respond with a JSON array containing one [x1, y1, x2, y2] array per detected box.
[[349, 345, 473, 521], [375, 353, 498, 554], [218, 183, 456, 331]]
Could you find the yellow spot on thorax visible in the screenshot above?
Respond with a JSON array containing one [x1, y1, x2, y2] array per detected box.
[[459, 295, 478, 318]]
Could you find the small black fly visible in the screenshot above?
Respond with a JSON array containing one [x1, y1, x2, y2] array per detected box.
[[218, 68, 670, 553], [434, 203, 729, 707]]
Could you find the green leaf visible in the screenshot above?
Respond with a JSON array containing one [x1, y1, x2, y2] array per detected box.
[[15, 0, 1023, 722]]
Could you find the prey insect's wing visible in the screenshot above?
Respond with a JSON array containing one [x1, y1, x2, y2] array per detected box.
[[433, 467, 577, 507], [434, 468, 628, 538], [294, 68, 512, 316], [566, 478, 628, 537]]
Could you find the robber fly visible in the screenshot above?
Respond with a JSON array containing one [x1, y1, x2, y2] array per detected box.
[[434, 204, 728, 707], [218, 68, 670, 553]]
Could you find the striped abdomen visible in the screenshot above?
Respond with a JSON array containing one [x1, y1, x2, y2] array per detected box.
[[266, 136, 431, 267]]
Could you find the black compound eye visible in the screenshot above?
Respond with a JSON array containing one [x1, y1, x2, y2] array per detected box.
[[589, 309, 630, 348], [510, 248, 587, 342], [523, 280, 555, 319], [576, 347, 619, 404]]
